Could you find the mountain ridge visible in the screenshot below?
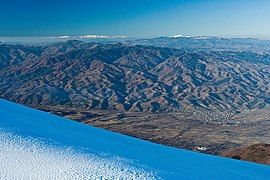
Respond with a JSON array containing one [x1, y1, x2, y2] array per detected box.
[[1, 40, 270, 113]]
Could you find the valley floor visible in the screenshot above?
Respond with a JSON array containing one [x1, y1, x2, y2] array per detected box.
[[37, 105, 270, 165]]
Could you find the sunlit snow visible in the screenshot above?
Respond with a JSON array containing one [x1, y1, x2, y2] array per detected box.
[[0, 99, 269, 180], [0, 132, 156, 180]]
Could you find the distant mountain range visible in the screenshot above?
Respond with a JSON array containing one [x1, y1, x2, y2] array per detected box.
[[1, 39, 270, 113], [0, 35, 129, 45], [128, 36, 270, 52], [2, 35, 270, 52]]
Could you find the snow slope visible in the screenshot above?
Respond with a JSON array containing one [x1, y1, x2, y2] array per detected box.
[[0, 99, 269, 179]]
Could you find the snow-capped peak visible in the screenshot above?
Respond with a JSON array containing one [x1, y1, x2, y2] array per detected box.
[[79, 35, 128, 39], [42, 35, 128, 40], [42, 36, 70, 39], [169, 34, 192, 38]]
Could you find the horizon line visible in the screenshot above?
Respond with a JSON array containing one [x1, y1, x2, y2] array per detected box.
[[1, 34, 270, 40]]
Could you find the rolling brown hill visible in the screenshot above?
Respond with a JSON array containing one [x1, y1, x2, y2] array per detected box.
[[0, 40, 270, 113], [222, 144, 270, 165]]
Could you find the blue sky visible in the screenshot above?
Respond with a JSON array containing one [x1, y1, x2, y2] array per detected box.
[[0, 0, 270, 38]]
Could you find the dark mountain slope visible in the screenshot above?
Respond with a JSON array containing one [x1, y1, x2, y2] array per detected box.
[[0, 41, 270, 113]]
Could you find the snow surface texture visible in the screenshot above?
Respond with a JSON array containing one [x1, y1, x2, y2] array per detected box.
[[0, 99, 270, 180], [0, 132, 156, 180]]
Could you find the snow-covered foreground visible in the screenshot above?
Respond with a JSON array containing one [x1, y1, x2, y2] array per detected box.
[[0, 132, 155, 179], [0, 99, 269, 180]]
